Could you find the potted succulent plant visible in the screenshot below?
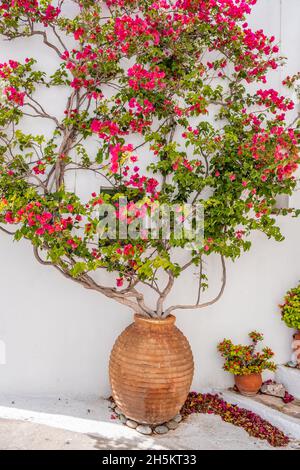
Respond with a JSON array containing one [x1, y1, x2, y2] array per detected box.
[[280, 284, 300, 367], [218, 332, 277, 396], [0, 1, 299, 424]]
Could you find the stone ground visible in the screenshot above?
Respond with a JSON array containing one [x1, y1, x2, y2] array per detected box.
[[0, 395, 297, 450]]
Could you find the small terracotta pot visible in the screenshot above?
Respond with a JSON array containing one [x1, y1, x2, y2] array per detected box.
[[234, 373, 262, 397], [109, 314, 194, 425]]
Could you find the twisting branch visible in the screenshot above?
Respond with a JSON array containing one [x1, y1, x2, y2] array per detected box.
[[33, 246, 92, 289], [163, 255, 226, 317], [51, 25, 68, 53], [30, 30, 63, 58], [0, 225, 16, 236], [24, 98, 61, 128]]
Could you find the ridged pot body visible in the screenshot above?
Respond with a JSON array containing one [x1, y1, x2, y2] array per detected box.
[[109, 314, 194, 425], [234, 373, 262, 397]]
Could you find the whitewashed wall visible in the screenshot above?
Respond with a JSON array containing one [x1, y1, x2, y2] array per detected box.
[[0, 0, 300, 398]]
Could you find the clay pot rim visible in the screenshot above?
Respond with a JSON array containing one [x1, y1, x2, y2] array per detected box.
[[134, 313, 176, 325], [234, 372, 262, 377]]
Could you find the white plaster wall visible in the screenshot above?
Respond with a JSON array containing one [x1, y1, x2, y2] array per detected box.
[[0, 0, 299, 398]]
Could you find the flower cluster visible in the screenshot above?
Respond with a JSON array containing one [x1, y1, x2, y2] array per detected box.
[[3, 85, 25, 106], [217, 331, 276, 375], [181, 392, 289, 447], [280, 284, 300, 330], [256, 89, 294, 112]]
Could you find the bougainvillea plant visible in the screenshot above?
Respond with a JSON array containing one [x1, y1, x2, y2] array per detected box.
[[280, 284, 300, 330], [0, 0, 299, 318], [218, 331, 276, 375], [181, 392, 289, 447]]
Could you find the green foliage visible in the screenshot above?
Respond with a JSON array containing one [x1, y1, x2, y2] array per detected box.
[[280, 284, 300, 330]]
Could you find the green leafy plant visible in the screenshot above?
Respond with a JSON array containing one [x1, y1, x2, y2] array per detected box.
[[218, 331, 276, 375], [280, 284, 300, 330]]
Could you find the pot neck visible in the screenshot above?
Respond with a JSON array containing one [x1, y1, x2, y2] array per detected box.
[[134, 314, 176, 329]]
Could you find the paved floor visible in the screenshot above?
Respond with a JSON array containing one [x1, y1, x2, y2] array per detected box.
[[0, 395, 295, 450], [244, 392, 300, 419]]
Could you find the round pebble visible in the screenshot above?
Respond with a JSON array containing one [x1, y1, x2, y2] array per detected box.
[[154, 425, 168, 434], [126, 420, 138, 429], [166, 420, 179, 430], [173, 414, 182, 423], [108, 403, 182, 436], [136, 425, 152, 435]]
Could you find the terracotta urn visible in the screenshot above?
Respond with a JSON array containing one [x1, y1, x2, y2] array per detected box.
[[109, 314, 194, 425], [234, 373, 262, 397]]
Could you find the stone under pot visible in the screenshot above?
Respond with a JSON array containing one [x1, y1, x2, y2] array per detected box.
[[109, 314, 194, 425], [234, 373, 262, 397]]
